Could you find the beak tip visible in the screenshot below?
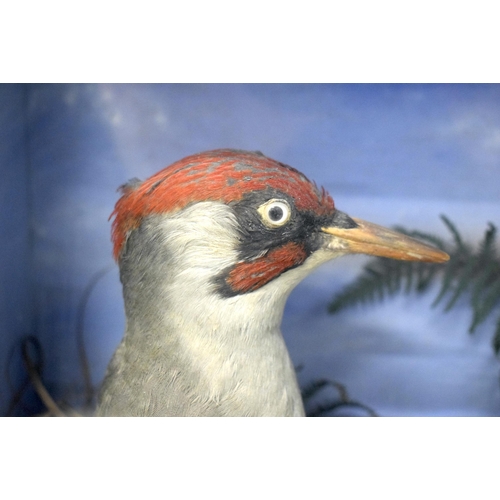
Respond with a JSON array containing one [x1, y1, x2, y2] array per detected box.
[[431, 251, 450, 264], [410, 252, 450, 264]]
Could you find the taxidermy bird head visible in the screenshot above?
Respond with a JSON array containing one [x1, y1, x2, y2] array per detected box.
[[96, 149, 449, 417]]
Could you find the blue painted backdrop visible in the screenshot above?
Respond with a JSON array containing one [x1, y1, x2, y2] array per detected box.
[[2, 83, 500, 416]]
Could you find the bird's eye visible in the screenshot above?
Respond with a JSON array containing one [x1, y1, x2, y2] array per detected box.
[[257, 199, 292, 228]]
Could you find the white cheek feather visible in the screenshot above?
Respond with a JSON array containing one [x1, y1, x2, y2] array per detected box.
[[157, 201, 241, 279]]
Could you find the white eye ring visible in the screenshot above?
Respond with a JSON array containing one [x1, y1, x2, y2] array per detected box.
[[258, 199, 292, 228]]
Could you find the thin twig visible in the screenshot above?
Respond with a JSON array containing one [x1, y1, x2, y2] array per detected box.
[[20, 337, 66, 417], [75, 265, 115, 409]]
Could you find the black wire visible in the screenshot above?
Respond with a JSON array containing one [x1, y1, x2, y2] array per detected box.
[[75, 265, 115, 409], [5, 265, 115, 416]]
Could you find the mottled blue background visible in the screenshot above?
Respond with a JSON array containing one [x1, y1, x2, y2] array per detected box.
[[2, 83, 500, 416]]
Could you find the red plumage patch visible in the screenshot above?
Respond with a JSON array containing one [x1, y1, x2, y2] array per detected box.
[[226, 242, 308, 294], [111, 149, 334, 260]]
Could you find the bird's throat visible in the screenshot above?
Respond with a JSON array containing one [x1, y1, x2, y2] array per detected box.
[[98, 293, 305, 416]]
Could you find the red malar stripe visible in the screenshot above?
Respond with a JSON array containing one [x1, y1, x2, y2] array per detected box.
[[226, 242, 308, 294]]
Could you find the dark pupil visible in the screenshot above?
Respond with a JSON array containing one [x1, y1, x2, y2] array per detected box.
[[268, 206, 283, 221]]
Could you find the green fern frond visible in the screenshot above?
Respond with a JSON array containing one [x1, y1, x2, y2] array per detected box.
[[403, 261, 414, 294], [469, 260, 500, 333], [417, 262, 439, 292], [432, 253, 463, 307], [494, 319, 500, 355], [328, 216, 500, 357], [469, 279, 500, 334], [440, 215, 466, 251], [479, 223, 497, 258], [443, 256, 478, 312], [470, 260, 499, 311]]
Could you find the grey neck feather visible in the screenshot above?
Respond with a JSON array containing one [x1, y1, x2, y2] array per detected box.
[[97, 202, 336, 416]]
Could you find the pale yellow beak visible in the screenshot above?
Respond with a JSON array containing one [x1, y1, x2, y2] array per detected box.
[[322, 217, 450, 263]]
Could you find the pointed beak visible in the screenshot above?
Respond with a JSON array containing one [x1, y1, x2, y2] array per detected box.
[[322, 216, 449, 263]]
